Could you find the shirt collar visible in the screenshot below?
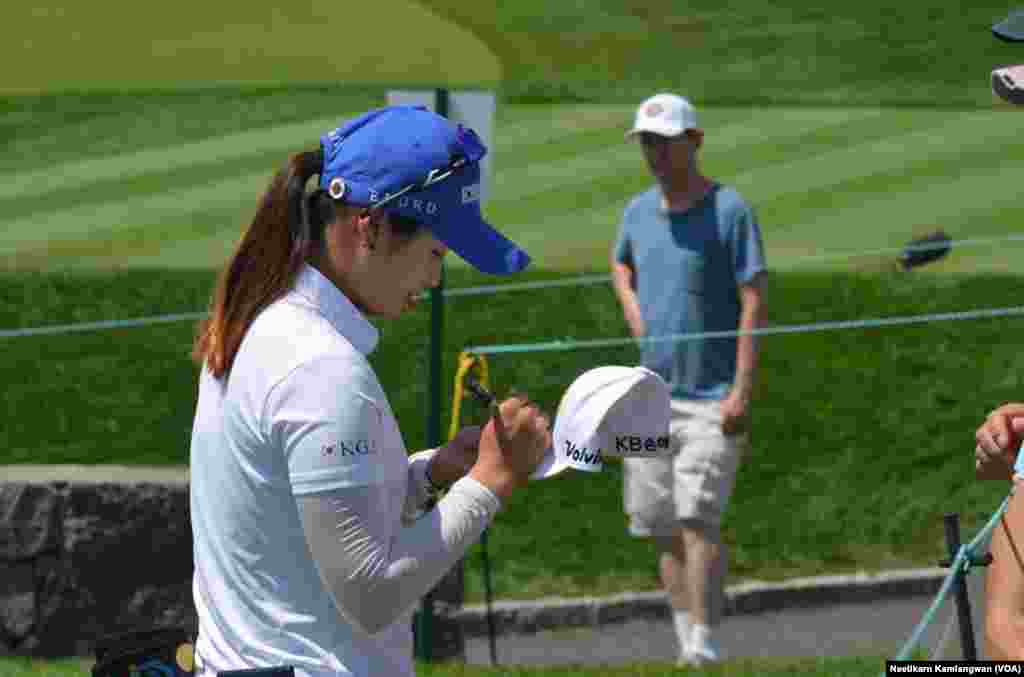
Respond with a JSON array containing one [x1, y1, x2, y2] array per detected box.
[[655, 181, 719, 215], [289, 264, 380, 355]]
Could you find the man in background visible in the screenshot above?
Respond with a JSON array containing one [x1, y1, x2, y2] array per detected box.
[[610, 92, 767, 666]]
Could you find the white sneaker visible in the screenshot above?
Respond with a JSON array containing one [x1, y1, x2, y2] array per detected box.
[[674, 632, 692, 667], [686, 625, 721, 666], [672, 613, 692, 667]]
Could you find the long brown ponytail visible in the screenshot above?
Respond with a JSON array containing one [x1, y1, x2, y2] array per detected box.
[[192, 149, 327, 379]]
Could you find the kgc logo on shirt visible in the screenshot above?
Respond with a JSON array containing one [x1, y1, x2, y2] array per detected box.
[[322, 439, 380, 457]]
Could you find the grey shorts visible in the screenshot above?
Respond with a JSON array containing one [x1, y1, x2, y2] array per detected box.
[[623, 399, 747, 536]]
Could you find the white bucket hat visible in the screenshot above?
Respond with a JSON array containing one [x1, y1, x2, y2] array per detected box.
[[532, 366, 672, 480], [625, 93, 699, 139]]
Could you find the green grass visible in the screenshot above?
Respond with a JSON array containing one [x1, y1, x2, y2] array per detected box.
[[0, 655, 892, 676], [2, 267, 1019, 603], [3, 0, 1024, 628], [3, 101, 1024, 273], [427, 0, 1022, 106], [4, 1, 1021, 107], [0, 1, 499, 94], [3, 92, 1023, 603]]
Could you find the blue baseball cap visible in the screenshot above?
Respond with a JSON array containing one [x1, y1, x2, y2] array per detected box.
[[319, 106, 530, 275]]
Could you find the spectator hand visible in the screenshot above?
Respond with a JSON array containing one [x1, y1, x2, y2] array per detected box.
[[720, 389, 750, 436], [975, 403, 1024, 481]]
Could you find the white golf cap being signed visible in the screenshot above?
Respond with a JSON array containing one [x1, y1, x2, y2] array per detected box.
[[531, 366, 672, 480]]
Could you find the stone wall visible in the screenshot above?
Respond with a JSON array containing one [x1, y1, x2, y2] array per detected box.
[[0, 470, 464, 660]]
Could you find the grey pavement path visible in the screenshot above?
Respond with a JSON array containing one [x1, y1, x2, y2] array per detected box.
[[3, 465, 1000, 668], [464, 574, 989, 667], [1, 465, 190, 484]]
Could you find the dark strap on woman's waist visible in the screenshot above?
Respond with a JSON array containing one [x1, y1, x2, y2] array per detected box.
[[217, 668, 295, 677]]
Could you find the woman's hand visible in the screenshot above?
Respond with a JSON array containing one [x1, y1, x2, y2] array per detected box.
[[469, 395, 551, 500]]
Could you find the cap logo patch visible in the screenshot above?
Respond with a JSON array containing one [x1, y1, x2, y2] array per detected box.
[[462, 183, 481, 204], [645, 102, 665, 116], [563, 440, 603, 467]]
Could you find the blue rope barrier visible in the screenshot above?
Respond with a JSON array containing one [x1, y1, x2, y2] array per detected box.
[[466, 306, 1024, 355], [882, 493, 1012, 672], [0, 311, 207, 339], [5, 234, 1024, 340]]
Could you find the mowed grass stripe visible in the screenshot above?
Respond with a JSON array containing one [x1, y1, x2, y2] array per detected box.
[[0, 170, 272, 249], [12, 104, 1024, 274], [472, 108, 900, 263], [0, 106, 888, 247], [764, 165, 1024, 255], [2, 105, 636, 211], [762, 136, 1024, 232], [53, 229, 243, 272], [443, 200, 627, 273], [493, 105, 636, 147], [491, 104, 759, 168], [749, 138, 1024, 246], [704, 108, 908, 180], [729, 109, 1024, 216], [0, 89, 382, 175], [1, 105, 641, 253], [0, 105, 819, 259], [496, 106, 887, 178], [0, 115, 354, 202], [489, 107, 887, 210], [0, 149, 287, 224], [0, 105, 645, 265], [486, 108, 1024, 272]]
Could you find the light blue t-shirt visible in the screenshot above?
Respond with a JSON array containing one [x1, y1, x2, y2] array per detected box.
[[612, 183, 766, 400]]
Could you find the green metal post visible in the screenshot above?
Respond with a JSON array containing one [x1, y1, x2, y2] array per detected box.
[[415, 87, 449, 663]]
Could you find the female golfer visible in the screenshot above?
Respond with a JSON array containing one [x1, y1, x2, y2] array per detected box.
[[188, 106, 551, 677]]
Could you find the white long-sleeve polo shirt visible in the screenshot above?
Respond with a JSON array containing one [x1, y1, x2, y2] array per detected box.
[[189, 264, 500, 677]]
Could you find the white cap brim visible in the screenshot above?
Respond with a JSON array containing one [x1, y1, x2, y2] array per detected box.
[[625, 120, 687, 139], [529, 445, 576, 479]]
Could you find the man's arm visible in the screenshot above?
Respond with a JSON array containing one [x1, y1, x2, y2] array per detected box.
[[611, 258, 644, 338], [720, 271, 765, 434], [986, 485, 1024, 658], [733, 271, 766, 402], [610, 211, 644, 338]]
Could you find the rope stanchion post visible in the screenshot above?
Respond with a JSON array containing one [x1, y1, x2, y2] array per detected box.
[[940, 513, 979, 660], [936, 512, 994, 661], [881, 495, 1009, 676], [449, 352, 499, 666]]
